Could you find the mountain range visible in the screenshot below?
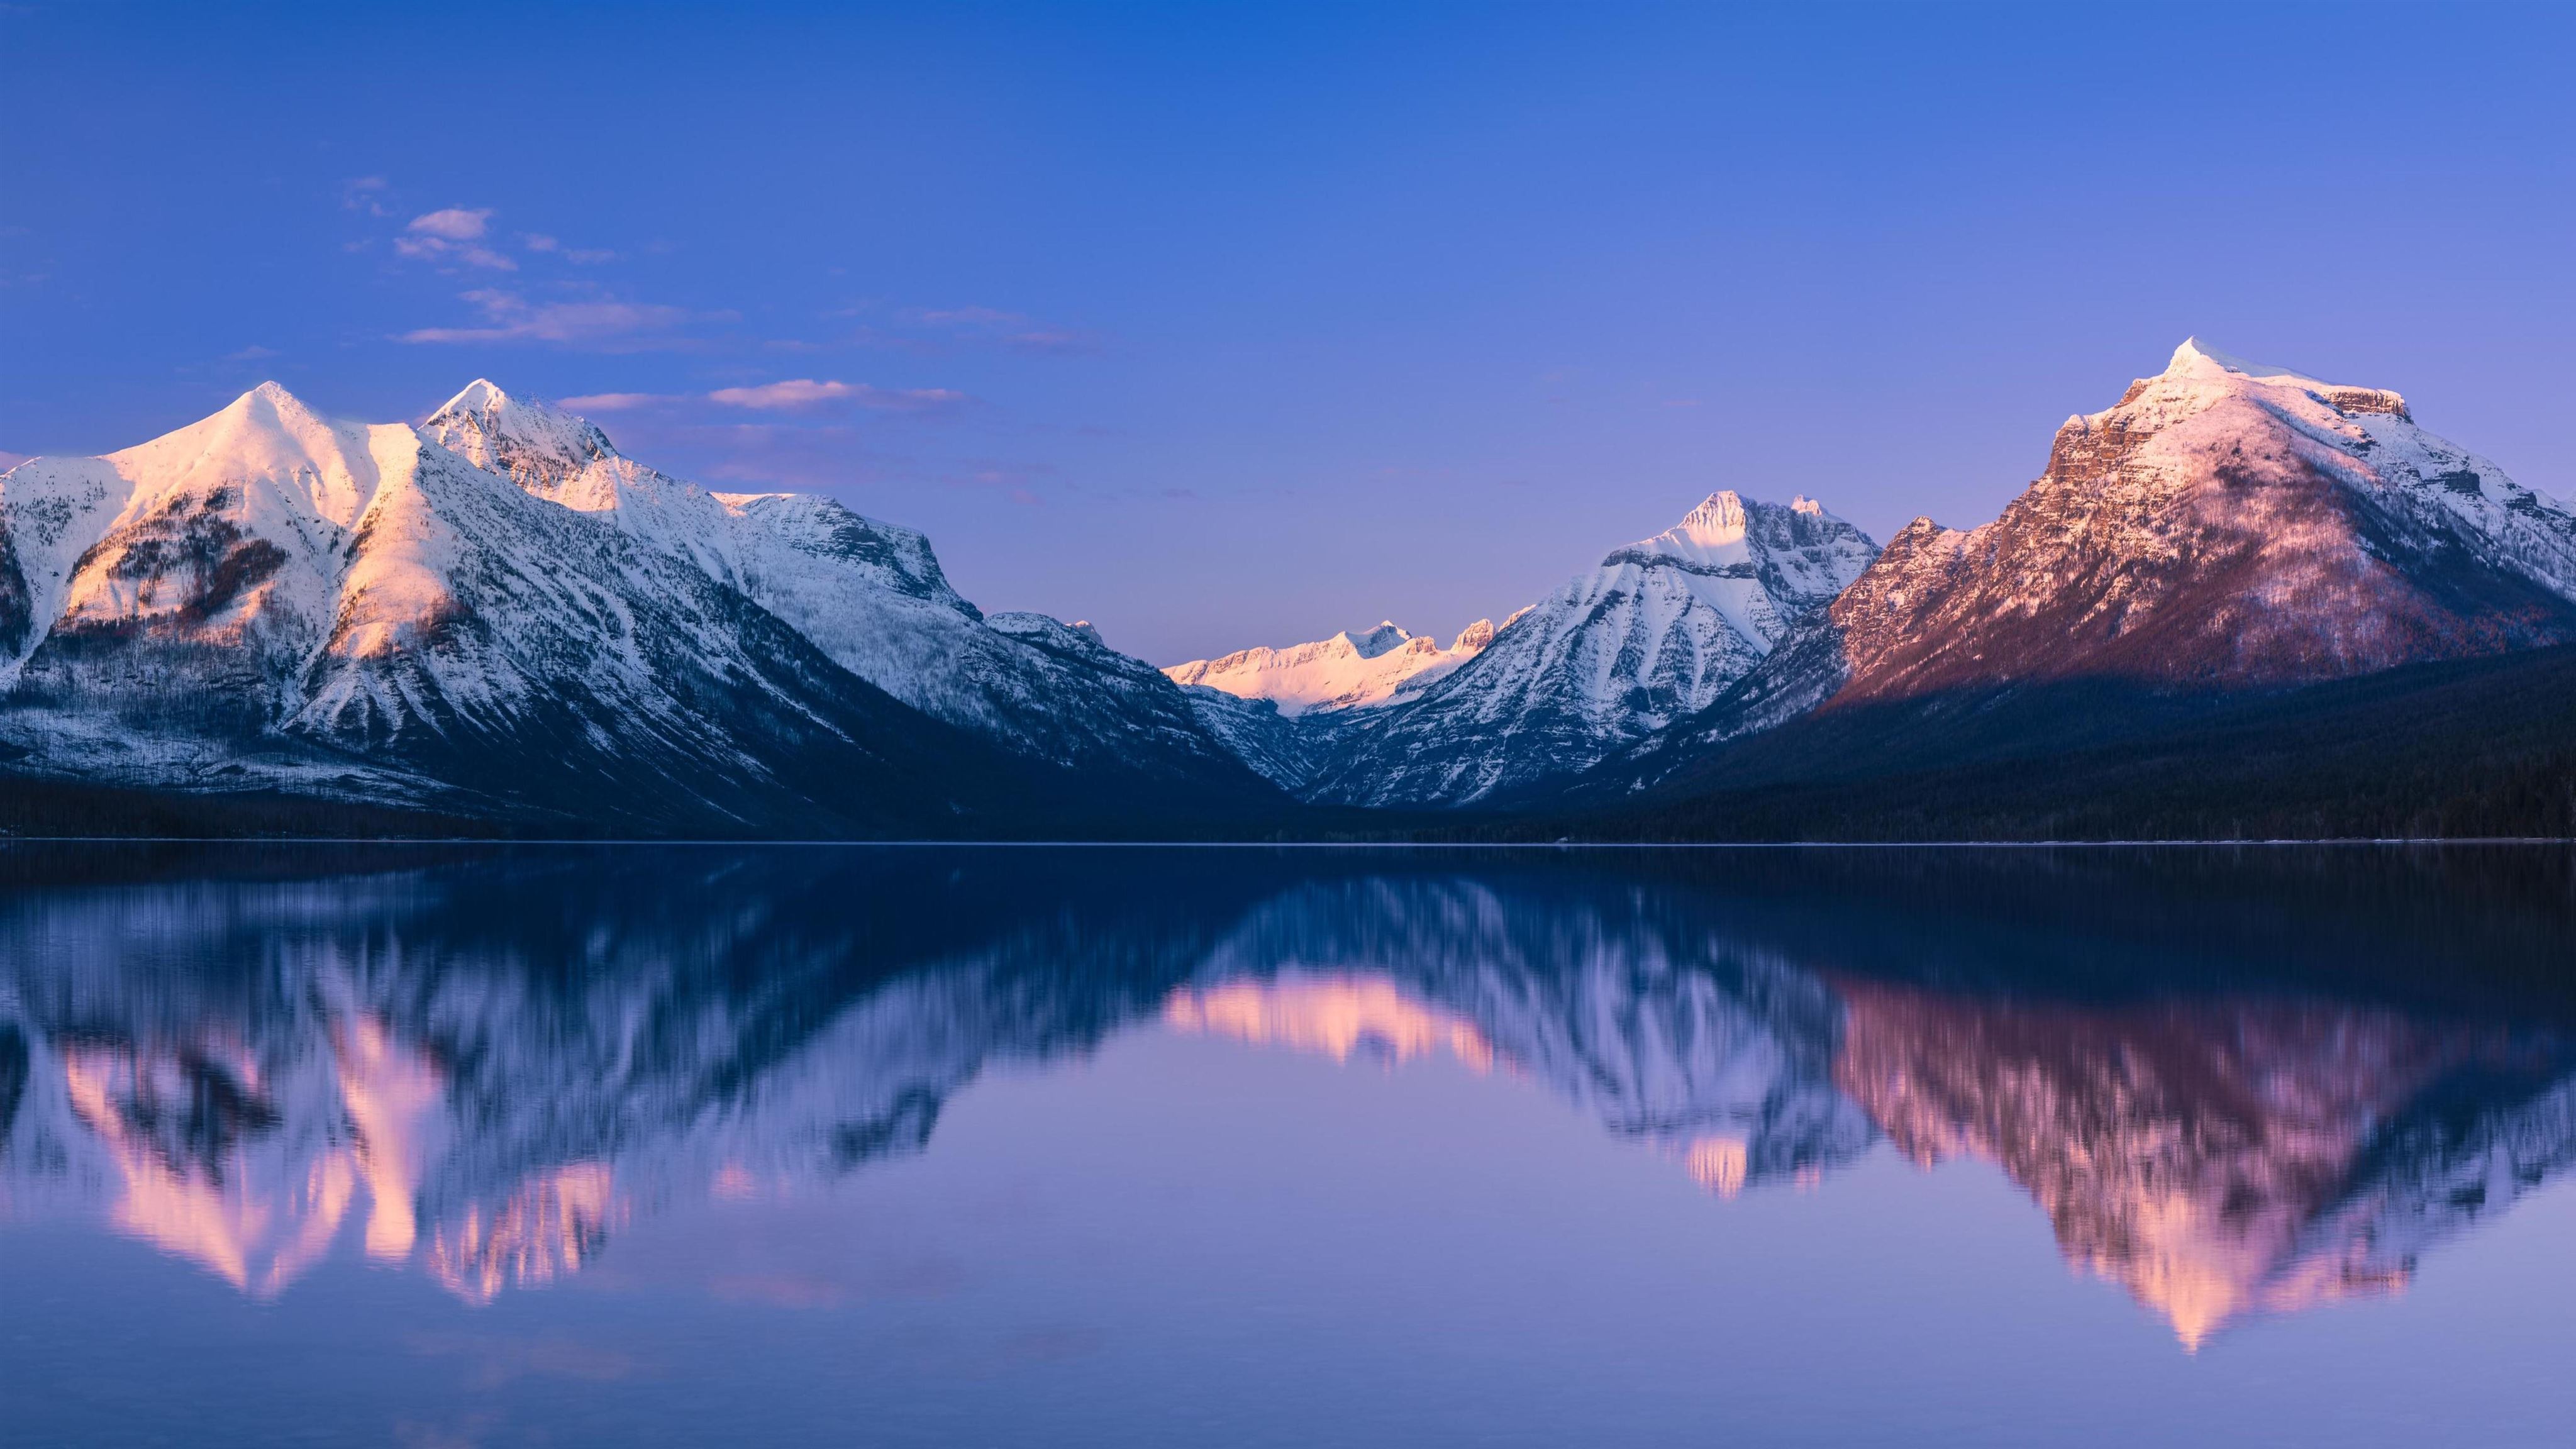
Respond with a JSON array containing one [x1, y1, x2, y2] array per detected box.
[[0, 381, 1277, 835], [3, 338, 2572, 838]]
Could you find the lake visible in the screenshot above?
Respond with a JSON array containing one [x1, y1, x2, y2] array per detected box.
[[4, 843, 2574, 1446]]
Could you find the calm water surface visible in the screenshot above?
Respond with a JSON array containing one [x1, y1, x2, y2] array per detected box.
[[4, 844, 2575, 1446]]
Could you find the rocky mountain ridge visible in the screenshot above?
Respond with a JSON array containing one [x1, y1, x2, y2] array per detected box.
[[1168, 490, 1880, 806], [0, 382, 1275, 832]]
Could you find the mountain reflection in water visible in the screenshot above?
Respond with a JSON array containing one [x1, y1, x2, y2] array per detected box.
[[3, 843, 2573, 1350]]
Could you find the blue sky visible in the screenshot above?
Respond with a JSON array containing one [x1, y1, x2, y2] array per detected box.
[[4, 2, 2572, 664]]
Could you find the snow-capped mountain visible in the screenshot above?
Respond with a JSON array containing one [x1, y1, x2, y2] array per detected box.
[[1165, 618, 1503, 716], [1296, 492, 1878, 805], [1162, 616, 1520, 794], [0, 382, 1273, 831], [425, 383, 1263, 789], [1633, 341, 2576, 774]]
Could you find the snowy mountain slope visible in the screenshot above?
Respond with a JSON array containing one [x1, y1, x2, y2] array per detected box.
[[0, 384, 1045, 830], [0, 386, 482, 802], [1299, 492, 1877, 805], [1165, 618, 1502, 717], [284, 431, 1021, 831], [426, 384, 1267, 796], [1624, 341, 2576, 788], [1174, 686, 1350, 794]]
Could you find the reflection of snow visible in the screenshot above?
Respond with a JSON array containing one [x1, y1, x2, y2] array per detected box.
[[6, 858, 2575, 1345], [1832, 979, 2576, 1348], [1164, 974, 1497, 1070]]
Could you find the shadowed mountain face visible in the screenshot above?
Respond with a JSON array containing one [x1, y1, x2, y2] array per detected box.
[[3, 844, 2572, 1347]]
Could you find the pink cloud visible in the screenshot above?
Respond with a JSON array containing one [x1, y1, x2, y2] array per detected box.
[[408, 208, 492, 240], [708, 378, 858, 409], [556, 392, 673, 412], [709, 379, 968, 412], [394, 235, 516, 270], [391, 209, 516, 269]]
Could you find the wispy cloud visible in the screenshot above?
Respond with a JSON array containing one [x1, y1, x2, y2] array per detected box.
[[708, 378, 862, 409], [908, 305, 1026, 328], [523, 233, 618, 264], [935, 458, 1054, 508], [880, 304, 1104, 357], [555, 391, 669, 413], [709, 378, 967, 412], [394, 208, 514, 270], [558, 379, 970, 413], [399, 289, 699, 349], [1002, 329, 1101, 356], [408, 208, 491, 241], [341, 176, 392, 216], [223, 344, 279, 362]]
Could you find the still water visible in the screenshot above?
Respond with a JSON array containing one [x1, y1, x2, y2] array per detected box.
[[4, 843, 2574, 1446]]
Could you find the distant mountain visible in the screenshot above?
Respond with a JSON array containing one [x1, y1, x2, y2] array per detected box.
[[1163, 616, 1514, 796], [1165, 618, 1504, 716], [0, 382, 1278, 833], [1294, 491, 1877, 805]]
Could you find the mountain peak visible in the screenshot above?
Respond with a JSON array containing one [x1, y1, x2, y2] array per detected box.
[[435, 378, 509, 416], [1623, 491, 1865, 572], [216, 380, 336, 435], [426, 379, 618, 488], [1343, 621, 1413, 658], [1677, 491, 1748, 543], [2164, 337, 2324, 386], [116, 379, 363, 489]]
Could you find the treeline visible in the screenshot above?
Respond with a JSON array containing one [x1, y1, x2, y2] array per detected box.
[[0, 774, 503, 840], [1566, 643, 2576, 842]]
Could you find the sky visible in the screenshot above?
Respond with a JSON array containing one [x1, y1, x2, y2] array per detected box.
[[4, 2, 2573, 666]]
